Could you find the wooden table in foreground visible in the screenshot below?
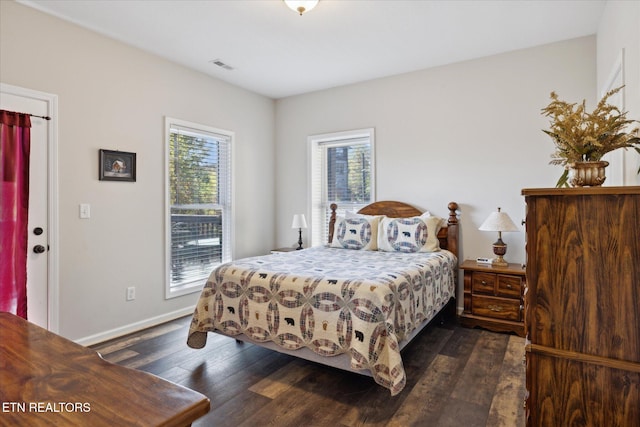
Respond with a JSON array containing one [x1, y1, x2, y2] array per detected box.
[[0, 312, 210, 426]]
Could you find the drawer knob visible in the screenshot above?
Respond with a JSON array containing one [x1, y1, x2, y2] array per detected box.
[[481, 280, 487, 285], [506, 284, 512, 289], [488, 304, 503, 312]]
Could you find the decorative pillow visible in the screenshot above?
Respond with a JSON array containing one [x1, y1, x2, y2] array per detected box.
[[419, 211, 448, 228], [331, 213, 382, 250], [378, 213, 443, 253]]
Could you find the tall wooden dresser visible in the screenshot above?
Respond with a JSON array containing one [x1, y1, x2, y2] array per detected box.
[[521, 187, 640, 427]]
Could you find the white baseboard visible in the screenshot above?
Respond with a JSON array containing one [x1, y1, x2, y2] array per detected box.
[[74, 307, 194, 347]]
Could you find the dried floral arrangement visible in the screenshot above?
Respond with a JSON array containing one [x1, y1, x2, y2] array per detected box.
[[541, 86, 640, 186]]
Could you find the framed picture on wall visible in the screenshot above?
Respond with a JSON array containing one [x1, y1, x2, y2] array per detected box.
[[99, 149, 136, 182]]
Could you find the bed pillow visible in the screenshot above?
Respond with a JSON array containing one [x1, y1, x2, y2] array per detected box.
[[378, 213, 443, 253], [331, 213, 382, 250]]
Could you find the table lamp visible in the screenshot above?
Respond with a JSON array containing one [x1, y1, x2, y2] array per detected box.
[[291, 214, 308, 250], [479, 207, 518, 267]]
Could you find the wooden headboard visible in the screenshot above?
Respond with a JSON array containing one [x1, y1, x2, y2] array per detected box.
[[328, 200, 459, 260]]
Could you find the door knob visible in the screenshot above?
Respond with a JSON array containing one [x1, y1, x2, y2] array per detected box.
[[33, 245, 46, 254]]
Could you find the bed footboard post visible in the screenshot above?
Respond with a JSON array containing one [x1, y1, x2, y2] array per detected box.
[[328, 203, 338, 244]]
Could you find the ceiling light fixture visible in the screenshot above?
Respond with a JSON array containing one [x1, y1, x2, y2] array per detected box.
[[284, 0, 319, 16]]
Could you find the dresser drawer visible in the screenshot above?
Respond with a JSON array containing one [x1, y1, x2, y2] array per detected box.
[[472, 272, 496, 295], [472, 295, 521, 321], [497, 274, 522, 299]]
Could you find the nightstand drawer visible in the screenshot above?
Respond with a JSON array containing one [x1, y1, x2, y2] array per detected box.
[[459, 259, 525, 336], [497, 274, 522, 299], [472, 295, 521, 321], [471, 272, 496, 295]]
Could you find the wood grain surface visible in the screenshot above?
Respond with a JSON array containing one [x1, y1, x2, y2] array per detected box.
[[0, 313, 210, 427], [92, 315, 525, 426], [522, 187, 640, 427]]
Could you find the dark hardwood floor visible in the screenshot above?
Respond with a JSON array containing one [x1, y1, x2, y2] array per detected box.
[[91, 315, 525, 426]]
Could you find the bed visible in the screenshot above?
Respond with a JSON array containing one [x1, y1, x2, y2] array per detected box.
[[187, 201, 459, 395]]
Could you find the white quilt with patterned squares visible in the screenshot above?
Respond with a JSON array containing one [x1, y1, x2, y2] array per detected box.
[[187, 246, 456, 395]]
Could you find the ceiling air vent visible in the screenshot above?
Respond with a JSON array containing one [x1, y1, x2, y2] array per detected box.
[[210, 59, 234, 71]]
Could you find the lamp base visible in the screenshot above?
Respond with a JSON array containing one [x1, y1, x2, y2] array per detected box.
[[491, 256, 509, 267], [492, 239, 508, 267], [296, 228, 304, 250]]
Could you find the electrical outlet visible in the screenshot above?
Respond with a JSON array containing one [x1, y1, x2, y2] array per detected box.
[[126, 286, 135, 301]]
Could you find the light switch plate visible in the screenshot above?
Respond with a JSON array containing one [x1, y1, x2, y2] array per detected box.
[[80, 203, 91, 219]]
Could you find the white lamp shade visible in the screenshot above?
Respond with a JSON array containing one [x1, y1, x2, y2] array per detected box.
[[284, 0, 319, 15], [291, 214, 308, 229], [479, 209, 518, 232]]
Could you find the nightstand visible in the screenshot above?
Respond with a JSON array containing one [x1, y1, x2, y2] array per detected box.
[[459, 259, 525, 337], [270, 247, 297, 254]]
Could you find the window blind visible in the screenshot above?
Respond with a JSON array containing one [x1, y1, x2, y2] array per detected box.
[[167, 120, 232, 296], [309, 130, 374, 246]]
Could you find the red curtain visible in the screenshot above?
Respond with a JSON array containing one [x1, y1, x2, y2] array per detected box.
[[0, 110, 32, 318]]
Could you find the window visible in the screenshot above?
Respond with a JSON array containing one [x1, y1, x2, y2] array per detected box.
[[165, 118, 233, 298], [309, 128, 375, 246]]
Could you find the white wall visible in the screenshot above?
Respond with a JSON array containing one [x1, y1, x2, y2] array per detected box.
[[597, 0, 640, 186], [275, 36, 597, 309], [0, 1, 276, 342]]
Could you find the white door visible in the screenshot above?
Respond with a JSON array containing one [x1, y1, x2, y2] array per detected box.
[[0, 85, 56, 330]]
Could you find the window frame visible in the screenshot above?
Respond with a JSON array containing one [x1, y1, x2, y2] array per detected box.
[[164, 117, 234, 299], [308, 128, 376, 247]]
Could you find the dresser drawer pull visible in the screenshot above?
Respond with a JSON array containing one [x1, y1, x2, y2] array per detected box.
[[481, 280, 487, 285], [488, 304, 503, 312], [506, 284, 512, 289]]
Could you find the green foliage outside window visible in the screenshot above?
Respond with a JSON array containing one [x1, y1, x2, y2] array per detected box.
[[169, 133, 218, 213]]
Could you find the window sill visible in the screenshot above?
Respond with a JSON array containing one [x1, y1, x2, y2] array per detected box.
[[165, 281, 204, 299]]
